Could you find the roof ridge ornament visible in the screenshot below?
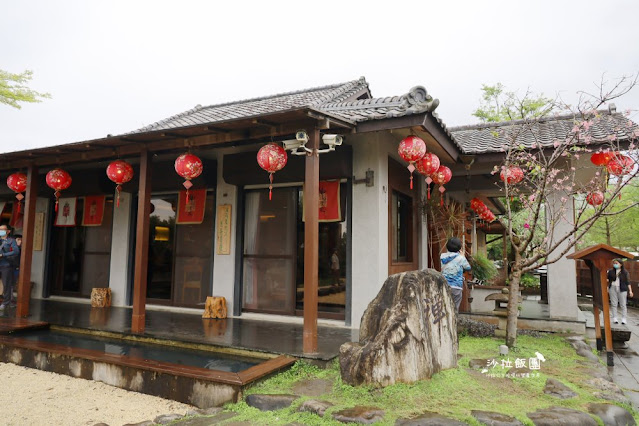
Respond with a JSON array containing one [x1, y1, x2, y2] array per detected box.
[[400, 86, 439, 113]]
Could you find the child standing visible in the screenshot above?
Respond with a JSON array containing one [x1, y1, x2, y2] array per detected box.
[[440, 237, 471, 312]]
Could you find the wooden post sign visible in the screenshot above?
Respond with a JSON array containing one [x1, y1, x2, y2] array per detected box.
[[216, 204, 232, 255], [34, 212, 45, 251], [567, 244, 636, 367]]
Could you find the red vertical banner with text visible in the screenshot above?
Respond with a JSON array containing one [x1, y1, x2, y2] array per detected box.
[[318, 180, 341, 222], [82, 195, 106, 226], [176, 189, 206, 224]]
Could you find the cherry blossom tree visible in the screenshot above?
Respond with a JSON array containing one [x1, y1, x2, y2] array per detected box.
[[487, 76, 639, 347]]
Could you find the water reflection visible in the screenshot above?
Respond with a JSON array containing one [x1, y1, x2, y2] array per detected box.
[[13, 330, 261, 373]]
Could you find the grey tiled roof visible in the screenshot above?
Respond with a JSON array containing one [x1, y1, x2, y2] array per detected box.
[[130, 78, 372, 134], [320, 85, 439, 122], [128, 78, 447, 135], [450, 109, 639, 154]]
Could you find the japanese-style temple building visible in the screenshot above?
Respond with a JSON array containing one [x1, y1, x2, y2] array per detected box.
[[2, 77, 637, 353]]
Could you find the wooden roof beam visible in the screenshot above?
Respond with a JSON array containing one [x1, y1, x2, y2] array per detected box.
[[251, 119, 278, 130], [206, 126, 230, 133], [306, 110, 355, 130], [1, 121, 318, 170]]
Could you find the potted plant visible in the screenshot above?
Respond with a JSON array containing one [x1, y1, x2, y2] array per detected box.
[[468, 253, 498, 283]]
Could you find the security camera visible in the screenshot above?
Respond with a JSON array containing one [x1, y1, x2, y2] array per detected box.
[[295, 130, 308, 143], [322, 134, 343, 147], [283, 139, 303, 151]]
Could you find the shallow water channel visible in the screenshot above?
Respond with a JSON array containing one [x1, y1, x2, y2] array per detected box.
[[11, 329, 262, 373]]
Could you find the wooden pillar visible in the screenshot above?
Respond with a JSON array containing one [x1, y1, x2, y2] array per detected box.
[[303, 128, 320, 354], [593, 305, 602, 351], [132, 149, 152, 333], [16, 164, 38, 317], [597, 262, 614, 366]]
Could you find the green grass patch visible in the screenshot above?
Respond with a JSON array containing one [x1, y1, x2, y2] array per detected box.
[[200, 334, 639, 425]]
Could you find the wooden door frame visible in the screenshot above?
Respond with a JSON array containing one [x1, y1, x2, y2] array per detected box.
[[388, 157, 419, 275]]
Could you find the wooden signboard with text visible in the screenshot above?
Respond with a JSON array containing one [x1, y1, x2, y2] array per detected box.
[[216, 204, 232, 255]]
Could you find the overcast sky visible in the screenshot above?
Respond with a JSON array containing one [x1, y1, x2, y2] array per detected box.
[[2, 1, 639, 152]]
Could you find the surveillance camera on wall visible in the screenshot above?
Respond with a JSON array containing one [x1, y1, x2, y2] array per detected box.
[[322, 134, 343, 148], [295, 130, 308, 143], [283, 139, 304, 151]]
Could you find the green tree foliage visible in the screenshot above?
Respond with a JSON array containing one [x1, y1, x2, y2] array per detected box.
[[473, 83, 555, 122], [579, 182, 639, 251], [0, 69, 51, 109]]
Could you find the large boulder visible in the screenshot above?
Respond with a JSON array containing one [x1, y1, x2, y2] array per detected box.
[[340, 270, 458, 386]]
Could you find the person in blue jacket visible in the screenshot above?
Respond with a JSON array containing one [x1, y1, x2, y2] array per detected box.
[[0, 224, 20, 310], [440, 237, 471, 312]]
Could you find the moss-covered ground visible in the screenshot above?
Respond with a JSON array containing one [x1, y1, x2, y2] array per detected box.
[[181, 334, 639, 425]]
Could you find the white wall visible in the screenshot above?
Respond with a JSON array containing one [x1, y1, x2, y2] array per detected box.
[[109, 191, 132, 306], [211, 148, 239, 314], [351, 132, 419, 328], [546, 192, 579, 320], [30, 197, 49, 299]]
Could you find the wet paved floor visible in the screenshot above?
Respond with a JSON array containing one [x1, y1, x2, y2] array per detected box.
[[583, 305, 639, 409], [1, 299, 358, 361]]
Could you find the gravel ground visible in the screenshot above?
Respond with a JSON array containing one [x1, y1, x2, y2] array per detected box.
[[0, 362, 194, 426]]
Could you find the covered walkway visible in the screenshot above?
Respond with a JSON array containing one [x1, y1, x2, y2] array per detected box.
[[0, 299, 357, 361]]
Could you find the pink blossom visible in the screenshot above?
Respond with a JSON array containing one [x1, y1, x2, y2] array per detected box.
[[524, 223, 530, 229], [583, 121, 592, 130]]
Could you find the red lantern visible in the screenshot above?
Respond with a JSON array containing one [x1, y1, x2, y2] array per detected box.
[[175, 153, 204, 202], [586, 191, 604, 206], [7, 172, 27, 214], [470, 197, 496, 223], [499, 166, 524, 184], [606, 154, 634, 176], [431, 165, 452, 206], [470, 197, 482, 211], [415, 152, 440, 199], [257, 143, 288, 200], [590, 151, 614, 167], [46, 168, 72, 212], [398, 135, 427, 190], [106, 160, 134, 207]]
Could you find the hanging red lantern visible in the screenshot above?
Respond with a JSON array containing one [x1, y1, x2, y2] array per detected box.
[[431, 165, 452, 206], [415, 152, 440, 199], [106, 160, 134, 207], [470, 198, 495, 222], [7, 172, 27, 214], [606, 154, 634, 176], [499, 166, 524, 184], [590, 151, 614, 167], [257, 143, 288, 200], [398, 135, 427, 190], [470, 197, 482, 211], [175, 153, 204, 202], [586, 191, 604, 206], [46, 168, 72, 212]]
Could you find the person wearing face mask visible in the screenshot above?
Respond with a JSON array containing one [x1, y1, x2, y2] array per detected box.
[[607, 258, 633, 325]]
